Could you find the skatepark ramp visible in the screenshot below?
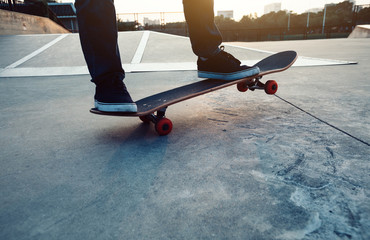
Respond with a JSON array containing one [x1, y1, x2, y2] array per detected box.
[[0, 9, 69, 35], [348, 24, 370, 38]]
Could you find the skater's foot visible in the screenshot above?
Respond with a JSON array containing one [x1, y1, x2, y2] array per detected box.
[[94, 79, 137, 112], [197, 46, 260, 81]]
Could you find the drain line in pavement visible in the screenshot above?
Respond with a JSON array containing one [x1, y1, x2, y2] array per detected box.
[[275, 95, 370, 147]]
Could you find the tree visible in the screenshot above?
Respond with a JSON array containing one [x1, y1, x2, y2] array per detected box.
[[254, 11, 288, 29], [356, 7, 370, 24], [325, 0, 353, 26], [214, 15, 239, 30], [239, 14, 256, 28]]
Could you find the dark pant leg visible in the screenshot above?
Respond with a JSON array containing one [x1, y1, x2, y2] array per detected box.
[[182, 0, 222, 58], [75, 0, 124, 84]]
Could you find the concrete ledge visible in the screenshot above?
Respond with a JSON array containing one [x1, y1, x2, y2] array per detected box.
[[0, 9, 69, 35]]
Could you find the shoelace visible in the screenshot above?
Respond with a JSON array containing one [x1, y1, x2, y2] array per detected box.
[[219, 46, 241, 65]]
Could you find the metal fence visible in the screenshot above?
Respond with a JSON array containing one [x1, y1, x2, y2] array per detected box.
[[218, 26, 353, 42], [116, 11, 354, 41], [140, 25, 352, 42], [116, 12, 185, 27]]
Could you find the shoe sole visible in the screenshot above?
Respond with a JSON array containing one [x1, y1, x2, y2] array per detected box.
[[95, 100, 138, 112], [198, 66, 260, 81]]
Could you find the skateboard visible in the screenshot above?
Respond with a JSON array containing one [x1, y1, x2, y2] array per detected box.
[[90, 50, 297, 136]]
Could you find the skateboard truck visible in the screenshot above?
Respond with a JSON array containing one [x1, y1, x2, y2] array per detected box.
[[237, 76, 278, 95], [139, 107, 173, 136]]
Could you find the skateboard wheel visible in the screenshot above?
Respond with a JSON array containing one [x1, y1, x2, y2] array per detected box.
[[237, 82, 249, 92], [155, 118, 173, 136], [265, 80, 278, 94], [139, 115, 151, 123]]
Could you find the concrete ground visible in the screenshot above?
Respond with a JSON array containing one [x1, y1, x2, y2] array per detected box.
[[0, 31, 369, 240]]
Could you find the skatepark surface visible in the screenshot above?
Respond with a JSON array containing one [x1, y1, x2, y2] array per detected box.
[[0, 31, 369, 239]]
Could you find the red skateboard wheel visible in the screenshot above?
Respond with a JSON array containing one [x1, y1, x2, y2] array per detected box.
[[237, 81, 249, 92], [155, 118, 173, 136], [265, 80, 278, 94]]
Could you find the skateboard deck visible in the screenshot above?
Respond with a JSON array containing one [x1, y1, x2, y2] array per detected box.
[[90, 50, 297, 135]]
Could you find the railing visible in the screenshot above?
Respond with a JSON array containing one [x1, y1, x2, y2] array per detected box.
[[0, 0, 22, 10], [142, 25, 352, 42], [217, 26, 353, 42], [117, 12, 185, 27], [116, 11, 353, 41]]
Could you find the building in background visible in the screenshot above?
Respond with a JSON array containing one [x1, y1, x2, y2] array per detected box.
[[305, 8, 322, 13], [217, 10, 233, 19], [144, 17, 160, 26], [48, 2, 78, 32], [264, 3, 282, 14]]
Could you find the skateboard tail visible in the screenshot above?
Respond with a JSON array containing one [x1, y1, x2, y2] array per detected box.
[[254, 51, 297, 74]]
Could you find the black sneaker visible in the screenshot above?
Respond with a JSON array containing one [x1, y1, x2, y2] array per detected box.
[[94, 79, 137, 112], [197, 47, 260, 80]]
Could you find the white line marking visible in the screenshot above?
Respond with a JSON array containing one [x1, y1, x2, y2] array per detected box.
[[0, 57, 356, 77], [5, 34, 69, 69], [150, 31, 275, 54], [0, 66, 89, 77], [150, 30, 189, 40], [131, 31, 150, 64], [222, 43, 276, 54]]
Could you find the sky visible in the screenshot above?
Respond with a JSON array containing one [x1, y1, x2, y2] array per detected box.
[[62, 0, 369, 20]]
